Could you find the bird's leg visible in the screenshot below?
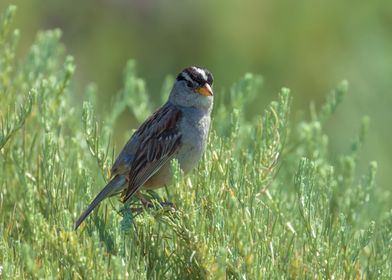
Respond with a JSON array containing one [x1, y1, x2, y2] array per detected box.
[[158, 185, 176, 209], [135, 191, 153, 208], [159, 201, 176, 209], [130, 191, 176, 213], [129, 192, 152, 214]]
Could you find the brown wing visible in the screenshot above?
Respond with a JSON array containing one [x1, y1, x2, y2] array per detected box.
[[121, 104, 182, 202]]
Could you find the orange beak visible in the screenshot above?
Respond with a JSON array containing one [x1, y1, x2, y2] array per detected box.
[[196, 83, 213, 96]]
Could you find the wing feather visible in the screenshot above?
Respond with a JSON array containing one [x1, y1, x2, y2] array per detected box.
[[120, 105, 182, 202]]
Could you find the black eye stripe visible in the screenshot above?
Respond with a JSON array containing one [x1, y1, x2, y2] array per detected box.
[[185, 69, 204, 86], [206, 72, 213, 86], [176, 73, 190, 83], [177, 73, 196, 88]]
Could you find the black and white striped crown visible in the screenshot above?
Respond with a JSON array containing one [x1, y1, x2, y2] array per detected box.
[[176, 66, 213, 87]]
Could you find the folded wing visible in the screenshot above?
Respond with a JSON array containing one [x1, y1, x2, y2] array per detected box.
[[120, 104, 182, 202]]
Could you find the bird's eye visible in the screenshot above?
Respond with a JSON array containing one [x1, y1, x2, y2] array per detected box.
[[186, 81, 193, 88]]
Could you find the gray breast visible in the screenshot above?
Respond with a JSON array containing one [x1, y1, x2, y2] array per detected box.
[[176, 107, 211, 173]]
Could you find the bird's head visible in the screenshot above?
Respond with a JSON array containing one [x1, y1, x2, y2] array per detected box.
[[169, 66, 214, 109]]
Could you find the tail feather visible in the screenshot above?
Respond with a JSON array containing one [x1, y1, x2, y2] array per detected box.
[[74, 175, 126, 230]]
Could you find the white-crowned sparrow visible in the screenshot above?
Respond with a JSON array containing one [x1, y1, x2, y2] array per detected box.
[[74, 66, 214, 229]]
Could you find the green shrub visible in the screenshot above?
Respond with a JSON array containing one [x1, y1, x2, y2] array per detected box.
[[0, 6, 390, 279]]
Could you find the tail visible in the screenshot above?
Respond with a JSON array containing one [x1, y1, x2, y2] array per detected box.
[[74, 175, 126, 230]]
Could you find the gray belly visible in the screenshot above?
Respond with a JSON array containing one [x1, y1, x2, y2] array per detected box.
[[143, 111, 210, 190], [177, 111, 210, 173]]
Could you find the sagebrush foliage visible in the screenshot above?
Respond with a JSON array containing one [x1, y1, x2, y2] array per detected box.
[[0, 6, 391, 279]]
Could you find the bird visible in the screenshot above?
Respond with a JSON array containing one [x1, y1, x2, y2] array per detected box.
[[74, 66, 214, 230]]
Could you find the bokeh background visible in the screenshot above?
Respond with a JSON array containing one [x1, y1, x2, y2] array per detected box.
[[1, 0, 391, 187]]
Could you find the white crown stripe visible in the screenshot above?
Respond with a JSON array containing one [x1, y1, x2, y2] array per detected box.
[[180, 72, 193, 83], [193, 67, 208, 81]]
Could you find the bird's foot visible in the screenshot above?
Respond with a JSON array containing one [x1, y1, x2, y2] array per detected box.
[[159, 201, 176, 210], [135, 191, 154, 208], [130, 202, 176, 213], [129, 203, 175, 215], [130, 207, 144, 214], [131, 192, 176, 214]]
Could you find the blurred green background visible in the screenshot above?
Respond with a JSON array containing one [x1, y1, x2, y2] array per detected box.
[[1, 0, 391, 188]]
